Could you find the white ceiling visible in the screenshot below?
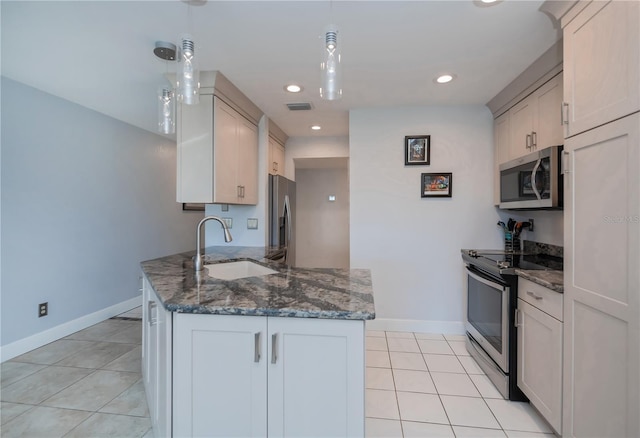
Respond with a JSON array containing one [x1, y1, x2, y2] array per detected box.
[[1, 1, 560, 139]]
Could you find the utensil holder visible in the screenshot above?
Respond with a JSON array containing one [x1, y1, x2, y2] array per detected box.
[[504, 232, 521, 253]]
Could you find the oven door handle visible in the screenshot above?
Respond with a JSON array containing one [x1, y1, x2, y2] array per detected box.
[[466, 267, 508, 292]]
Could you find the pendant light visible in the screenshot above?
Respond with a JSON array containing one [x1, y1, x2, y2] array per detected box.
[[176, 1, 200, 105], [154, 41, 176, 134], [176, 34, 200, 105], [320, 24, 342, 101]]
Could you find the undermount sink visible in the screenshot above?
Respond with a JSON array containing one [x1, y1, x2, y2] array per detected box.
[[205, 260, 278, 280]]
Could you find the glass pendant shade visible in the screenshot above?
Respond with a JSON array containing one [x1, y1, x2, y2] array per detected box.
[[176, 34, 200, 105], [320, 25, 342, 101], [158, 86, 176, 134]]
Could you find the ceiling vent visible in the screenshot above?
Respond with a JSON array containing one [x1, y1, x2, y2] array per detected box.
[[286, 102, 313, 111]]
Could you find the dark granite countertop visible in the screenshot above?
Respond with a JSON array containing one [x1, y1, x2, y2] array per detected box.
[[140, 246, 375, 320], [515, 269, 564, 293]]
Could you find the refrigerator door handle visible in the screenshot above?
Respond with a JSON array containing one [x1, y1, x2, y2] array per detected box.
[[283, 194, 292, 265]]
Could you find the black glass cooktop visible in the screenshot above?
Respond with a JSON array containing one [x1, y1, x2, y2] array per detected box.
[[462, 249, 563, 275]]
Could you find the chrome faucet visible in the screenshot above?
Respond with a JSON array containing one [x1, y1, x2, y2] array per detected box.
[[194, 216, 233, 271]]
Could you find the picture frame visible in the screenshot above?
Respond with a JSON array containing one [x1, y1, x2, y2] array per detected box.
[[421, 173, 452, 198], [404, 135, 430, 165], [182, 203, 205, 211]]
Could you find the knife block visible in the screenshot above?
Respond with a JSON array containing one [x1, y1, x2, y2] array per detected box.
[[504, 232, 521, 253]]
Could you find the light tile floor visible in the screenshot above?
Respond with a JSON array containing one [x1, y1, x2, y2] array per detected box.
[[365, 329, 556, 438], [1, 311, 556, 438], [1, 309, 150, 438]]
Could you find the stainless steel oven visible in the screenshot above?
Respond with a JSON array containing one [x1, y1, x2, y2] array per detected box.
[[465, 267, 510, 373], [461, 250, 528, 402]]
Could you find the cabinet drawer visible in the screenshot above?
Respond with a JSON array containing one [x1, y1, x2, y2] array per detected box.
[[518, 277, 563, 321]]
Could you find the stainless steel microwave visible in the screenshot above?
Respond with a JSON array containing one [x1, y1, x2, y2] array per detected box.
[[499, 145, 563, 210]]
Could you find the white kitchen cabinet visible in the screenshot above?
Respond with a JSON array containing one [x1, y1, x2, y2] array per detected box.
[[508, 94, 535, 160], [493, 111, 510, 205], [508, 73, 563, 161], [267, 317, 365, 437], [269, 137, 285, 176], [533, 73, 564, 152], [173, 314, 267, 437], [517, 278, 563, 434], [172, 313, 365, 438], [177, 94, 259, 205], [563, 113, 640, 438], [142, 276, 172, 438], [562, 0, 639, 138]]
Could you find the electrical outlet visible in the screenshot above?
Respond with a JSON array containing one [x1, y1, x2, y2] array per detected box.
[[39, 302, 48, 317], [222, 217, 233, 229], [528, 218, 535, 231]]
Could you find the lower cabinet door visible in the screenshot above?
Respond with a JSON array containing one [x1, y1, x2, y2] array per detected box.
[[517, 299, 563, 434], [173, 313, 268, 437], [142, 278, 172, 438], [267, 317, 365, 437]]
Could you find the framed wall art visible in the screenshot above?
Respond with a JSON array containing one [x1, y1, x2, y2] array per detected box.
[[404, 135, 430, 165], [421, 172, 452, 198]]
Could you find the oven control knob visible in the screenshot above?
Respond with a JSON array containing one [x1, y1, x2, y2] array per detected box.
[[468, 250, 478, 257], [497, 261, 510, 269]]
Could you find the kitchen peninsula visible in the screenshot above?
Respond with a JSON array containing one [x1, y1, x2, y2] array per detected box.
[[140, 246, 375, 437]]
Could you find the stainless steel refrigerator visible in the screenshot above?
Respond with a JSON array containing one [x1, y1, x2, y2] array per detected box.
[[268, 174, 296, 266]]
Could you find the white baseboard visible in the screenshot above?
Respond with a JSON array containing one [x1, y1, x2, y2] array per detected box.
[[365, 318, 465, 335], [0, 296, 142, 362]]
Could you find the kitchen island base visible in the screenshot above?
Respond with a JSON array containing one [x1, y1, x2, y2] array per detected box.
[[143, 278, 366, 437]]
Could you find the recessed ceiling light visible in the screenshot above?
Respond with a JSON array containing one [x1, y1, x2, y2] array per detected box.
[[285, 84, 303, 93], [311, 125, 322, 131], [481, 0, 498, 3], [435, 74, 455, 84]]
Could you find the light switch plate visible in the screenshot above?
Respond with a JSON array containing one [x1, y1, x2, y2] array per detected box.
[[221, 204, 229, 212], [247, 218, 258, 229], [222, 218, 233, 228]]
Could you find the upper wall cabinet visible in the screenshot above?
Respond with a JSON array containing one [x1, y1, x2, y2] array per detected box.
[[268, 120, 288, 177], [176, 71, 262, 205], [562, 0, 639, 138], [508, 73, 564, 161], [269, 138, 285, 177]]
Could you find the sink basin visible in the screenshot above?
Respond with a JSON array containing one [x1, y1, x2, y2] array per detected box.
[[205, 260, 278, 280]]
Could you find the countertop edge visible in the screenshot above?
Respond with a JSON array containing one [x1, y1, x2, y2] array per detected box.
[[515, 269, 564, 293], [140, 247, 376, 321]]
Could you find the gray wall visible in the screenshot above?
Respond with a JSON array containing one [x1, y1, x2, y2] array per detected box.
[[350, 105, 502, 332], [295, 166, 350, 269], [1, 77, 201, 347]]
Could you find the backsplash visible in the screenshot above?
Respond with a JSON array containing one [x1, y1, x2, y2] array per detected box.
[[523, 240, 563, 258]]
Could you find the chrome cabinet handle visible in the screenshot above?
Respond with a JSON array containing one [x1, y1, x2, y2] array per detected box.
[[526, 134, 532, 149], [514, 308, 522, 327], [561, 102, 569, 125], [148, 301, 157, 326], [271, 333, 278, 364], [562, 151, 570, 175], [526, 291, 543, 300], [531, 131, 537, 149], [254, 332, 261, 363]]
